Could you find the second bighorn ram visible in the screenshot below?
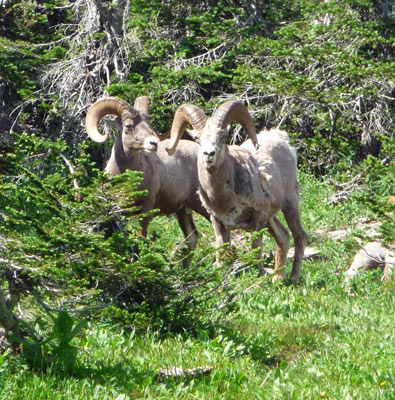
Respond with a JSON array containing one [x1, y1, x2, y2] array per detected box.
[[85, 96, 210, 252], [166, 101, 307, 281]]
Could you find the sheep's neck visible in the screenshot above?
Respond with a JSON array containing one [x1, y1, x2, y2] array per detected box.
[[105, 135, 148, 178], [115, 135, 145, 169], [199, 151, 234, 213]]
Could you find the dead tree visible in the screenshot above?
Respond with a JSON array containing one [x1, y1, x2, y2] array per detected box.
[[39, 0, 136, 140]]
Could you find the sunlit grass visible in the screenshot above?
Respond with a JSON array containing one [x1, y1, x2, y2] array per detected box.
[[1, 172, 394, 399]]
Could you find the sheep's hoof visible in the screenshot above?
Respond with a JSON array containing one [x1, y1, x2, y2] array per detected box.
[[290, 273, 301, 282], [290, 269, 302, 282], [272, 271, 286, 283]]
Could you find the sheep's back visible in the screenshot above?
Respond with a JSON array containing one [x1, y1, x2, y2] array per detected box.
[[154, 140, 206, 215], [242, 129, 299, 208]]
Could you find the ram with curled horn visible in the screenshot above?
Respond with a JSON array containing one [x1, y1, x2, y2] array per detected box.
[[86, 96, 210, 255], [166, 100, 307, 281]]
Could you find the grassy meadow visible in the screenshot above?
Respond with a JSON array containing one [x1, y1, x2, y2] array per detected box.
[[0, 171, 394, 399]]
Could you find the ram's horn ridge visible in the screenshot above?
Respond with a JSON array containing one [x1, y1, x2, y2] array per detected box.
[[133, 96, 150, 116], [166, 104, 208, 156], [213, 101, 259, 148], [86, 97, 137, 143]]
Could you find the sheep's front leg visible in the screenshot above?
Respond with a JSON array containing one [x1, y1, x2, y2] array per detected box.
[[121, 206, 152, 236], [175, 206, 200, 267], [251, 233, 265, 275], [140, 216, 151, 237], [252, 215, 267, 275], [139, 193, 156, 237], [267, 216, 290, 282], [211, 216, 230, 266], [175, 206, 199, 252]]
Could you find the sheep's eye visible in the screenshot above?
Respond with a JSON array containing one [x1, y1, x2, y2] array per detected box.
[[125, 124, 134, 131]]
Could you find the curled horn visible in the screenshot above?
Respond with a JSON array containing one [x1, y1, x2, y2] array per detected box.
[[133, 96, 150, 116], [212, 101, 259, 148], [166, 104, 208, 156], [85, 97, 137, 143]]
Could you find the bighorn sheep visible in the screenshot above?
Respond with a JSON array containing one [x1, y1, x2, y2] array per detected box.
[[85, 96, 210, 252], [166, 101, 307, 281]]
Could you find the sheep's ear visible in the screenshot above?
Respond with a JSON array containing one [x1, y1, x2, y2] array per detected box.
[[186, 128, 201, 143], [104, 117, 122, 131]]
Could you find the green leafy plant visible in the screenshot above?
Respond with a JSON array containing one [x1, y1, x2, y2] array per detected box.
[[13, 312, 87, 374]]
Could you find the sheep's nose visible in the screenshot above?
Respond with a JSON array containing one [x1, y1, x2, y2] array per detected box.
[[145, 137, 159, 152], [203, 150, 215, 158]]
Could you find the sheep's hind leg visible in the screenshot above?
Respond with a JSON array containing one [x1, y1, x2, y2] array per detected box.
[[282, 200, 308, 281], [267, 216, 290, 282]]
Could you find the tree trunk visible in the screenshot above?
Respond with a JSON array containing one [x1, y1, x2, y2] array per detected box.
[[0, 287, 20, 343]]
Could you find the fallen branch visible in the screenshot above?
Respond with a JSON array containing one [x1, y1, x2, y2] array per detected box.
[[156, 366, 213, 380]]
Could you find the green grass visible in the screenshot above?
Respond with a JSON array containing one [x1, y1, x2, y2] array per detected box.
[[0, 172, 394, 399]]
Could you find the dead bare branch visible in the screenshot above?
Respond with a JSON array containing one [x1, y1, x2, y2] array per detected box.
[[156, 366, 213, 380], [40, 0, 137, 138], [167, 43, 228, 72]]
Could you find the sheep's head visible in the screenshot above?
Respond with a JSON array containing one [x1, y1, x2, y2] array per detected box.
[[192, 117, 229, 168], [166, 100, 258, 169], [85, 96, 159, 155]]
